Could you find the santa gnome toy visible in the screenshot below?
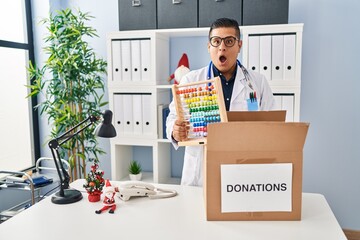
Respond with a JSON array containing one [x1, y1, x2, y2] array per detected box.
[[95, 179, 116, 214], [168, 53, 190, 85]]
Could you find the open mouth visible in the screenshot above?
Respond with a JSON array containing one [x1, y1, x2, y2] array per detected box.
[[219, 55, 227, 63]]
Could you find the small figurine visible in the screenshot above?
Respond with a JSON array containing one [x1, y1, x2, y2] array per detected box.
[[95, 179, 116, 214], [168, 53, 190, 85]]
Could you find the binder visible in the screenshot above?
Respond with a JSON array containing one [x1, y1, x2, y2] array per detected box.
[[123, 94, 133, 134], [132, 94, 143, 134], [162, 106, 170, 139], [284, 34, 296, 80], [157, 104, 164, 139], [121, 40, 132, 81], [113, 94, 125, 134], [271, 35, 284, 81], [131, 40, 141, 82], [157, 104, 170, 139], [282, 95, 294, 122], [111, 40, 122, 82], [140, 39, 151, 82], [142, 94, 152, 135], [248, 36, 260, 72], [273, 95, 283, 110], [259, 35, 272, 81]]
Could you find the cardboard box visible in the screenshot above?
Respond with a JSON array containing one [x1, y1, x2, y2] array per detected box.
[[204, 122, 309, 221], [227, 110, 286, 122]]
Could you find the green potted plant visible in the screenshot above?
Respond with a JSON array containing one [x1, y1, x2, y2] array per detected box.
[[128, 161, 142, 181], [26, 9, 107, 180]]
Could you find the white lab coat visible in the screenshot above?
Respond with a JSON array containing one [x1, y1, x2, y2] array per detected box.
[[166, 65, 276, 186]]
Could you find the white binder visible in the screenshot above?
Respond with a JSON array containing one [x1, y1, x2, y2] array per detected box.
[[284, 34, 296, 81], [132, 94, 143, 134], [282, 95, 294, 122], [121, 40, 132, 82], [131, 40, 141, 82], [271, 35, 284, 81], [113, 94, 124, 134], [273, 95, 283, 110], [123, 94, 133, 134], [140, 39, 151, 82], [259, 35, 272, 81], [141, 94, 152, 135], [248, 36, 260, 73], [157, 104, 164, 139], [111, 40, 122, 82]]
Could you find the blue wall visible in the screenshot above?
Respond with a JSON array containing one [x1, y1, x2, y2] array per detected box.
[[289, 0, 360, 229]]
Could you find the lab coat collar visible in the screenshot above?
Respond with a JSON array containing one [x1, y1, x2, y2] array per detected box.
[[230, 65, 246, 105]]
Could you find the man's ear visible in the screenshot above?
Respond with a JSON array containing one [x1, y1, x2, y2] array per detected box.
[[238, 39, 243, 53], [207, 42, 211, 53]]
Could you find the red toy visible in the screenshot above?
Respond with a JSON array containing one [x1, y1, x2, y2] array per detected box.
[[95, 179, 116, 214], [168, 53, 190, 85]]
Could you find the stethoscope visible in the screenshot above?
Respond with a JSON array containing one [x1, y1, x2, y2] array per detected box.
[[207, 59, 255, 91]]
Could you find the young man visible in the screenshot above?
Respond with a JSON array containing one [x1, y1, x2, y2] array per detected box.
[[166, 18, 276, 186]]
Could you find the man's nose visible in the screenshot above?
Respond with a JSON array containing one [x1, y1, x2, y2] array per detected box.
[[218, 41, 226, 51]]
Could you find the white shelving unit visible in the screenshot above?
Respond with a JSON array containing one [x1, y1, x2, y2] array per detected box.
[[241, 23, 303, 121], [107, 23, 303, 184]]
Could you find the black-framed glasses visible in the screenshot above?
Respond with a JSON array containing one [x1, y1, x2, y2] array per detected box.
[[209, 36, 239, 47]]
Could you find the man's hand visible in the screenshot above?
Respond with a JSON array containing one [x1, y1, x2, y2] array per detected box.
[[172, 119, 189, 142]]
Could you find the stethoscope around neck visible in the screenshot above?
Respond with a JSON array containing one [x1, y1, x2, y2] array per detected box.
[[207, 59, 254, 90]]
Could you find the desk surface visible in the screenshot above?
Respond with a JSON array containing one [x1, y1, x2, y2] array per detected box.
[[0, 179, 346, 240]]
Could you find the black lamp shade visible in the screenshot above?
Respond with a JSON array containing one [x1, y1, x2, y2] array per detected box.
[[94, 110, 117, 138]]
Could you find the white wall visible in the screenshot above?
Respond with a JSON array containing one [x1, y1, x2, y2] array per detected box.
[[56, 0, 119, 178], [31, 0, 118, 178], [30, 0, 360, 230]]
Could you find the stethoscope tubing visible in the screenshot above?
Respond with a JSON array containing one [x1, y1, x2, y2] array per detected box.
[[207, 60, 253, 91]]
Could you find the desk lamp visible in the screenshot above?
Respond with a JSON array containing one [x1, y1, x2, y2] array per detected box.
[[48, 110, 116, 204]]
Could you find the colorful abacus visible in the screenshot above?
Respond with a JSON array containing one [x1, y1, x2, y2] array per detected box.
[[172, 77, 228, 146]]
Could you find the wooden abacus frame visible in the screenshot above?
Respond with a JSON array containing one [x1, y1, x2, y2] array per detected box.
[[172, 77, 228, 146]]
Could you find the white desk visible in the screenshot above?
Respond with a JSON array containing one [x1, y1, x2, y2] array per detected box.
[[0, 179, 346, 240]]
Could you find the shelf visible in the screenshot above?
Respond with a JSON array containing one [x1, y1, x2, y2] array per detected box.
[[157, 139, 171, 143], [108, 24, 303, 184], [119, 171, 153, 182], [118, 172, 180, 185], [156, 85, 173, 89]]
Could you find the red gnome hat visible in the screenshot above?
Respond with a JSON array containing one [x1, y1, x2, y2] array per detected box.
[[168, 53, 190, 84]]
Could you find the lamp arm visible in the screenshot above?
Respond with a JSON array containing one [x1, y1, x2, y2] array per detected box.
[[49, 146, 65, 196], [48, 115, 99, 196], [56, 115, 98, 145]]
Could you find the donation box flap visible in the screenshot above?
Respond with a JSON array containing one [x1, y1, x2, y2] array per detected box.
[[207, 122, 309, 152]]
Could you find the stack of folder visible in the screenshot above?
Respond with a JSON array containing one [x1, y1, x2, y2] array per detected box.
[[113, 93, 152, 136], [248, 34, 296, 81], [111, 39, 151, 83]]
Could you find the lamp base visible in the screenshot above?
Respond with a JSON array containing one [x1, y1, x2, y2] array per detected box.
[[51, 189, 83, 204]]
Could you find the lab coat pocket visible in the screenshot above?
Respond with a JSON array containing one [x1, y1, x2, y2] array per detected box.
[[230, 99, 248, 111]]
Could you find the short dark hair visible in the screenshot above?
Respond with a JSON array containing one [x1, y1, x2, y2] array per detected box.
[[209, 18, 240, 39]]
